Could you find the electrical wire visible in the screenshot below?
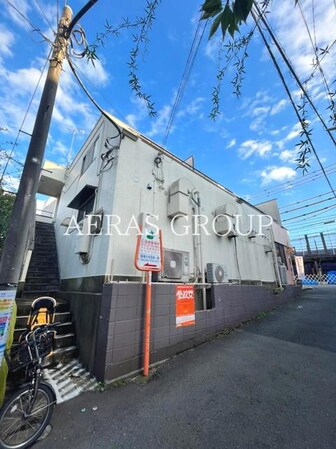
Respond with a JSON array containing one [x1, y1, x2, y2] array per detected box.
[[286, 214, 336, 230], [252, 7, 336, 199], [67, 58, 130, 124], [254, 2, 336, 148], [297, 0, 333, 112], [3, 0, 53, 44], [279, 190, 333, 209], [34, 0, 55, 36], [0, 48, 53, 187], [66, 55, 123, 138], [281, 196, 335, 214], [282, 203, 336, 222], [251, 167, 336, 202], [162, 18, 207, 145], [250, 163, 336, 200]]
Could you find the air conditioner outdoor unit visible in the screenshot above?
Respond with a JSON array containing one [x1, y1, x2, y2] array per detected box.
[[279, 264, 288, 285], [159, 249, 190, 282], [206, 263, 228, 283]]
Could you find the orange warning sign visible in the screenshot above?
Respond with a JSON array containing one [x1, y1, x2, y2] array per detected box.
[[176, 285, 195, 328]]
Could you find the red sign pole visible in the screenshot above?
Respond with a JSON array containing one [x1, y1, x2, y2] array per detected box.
[[143, 270, 152, 376], [134, 227, 163, 377]]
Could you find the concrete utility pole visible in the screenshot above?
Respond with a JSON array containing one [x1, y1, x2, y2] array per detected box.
[[0, 6, 73, 288], [0, 0, 100, 292]]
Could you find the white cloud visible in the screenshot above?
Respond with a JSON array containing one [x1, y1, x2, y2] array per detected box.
[[177, 97, 205, 118], [226, 138, 236, 149], [146, 105, 172, 139], [0, 25, 15, 59], [270, 99, 287, 115], [73, 57, 109, 87], [238, 139, 273, 159], [260, 166, 297, 186], [279, 150, 296, 163]]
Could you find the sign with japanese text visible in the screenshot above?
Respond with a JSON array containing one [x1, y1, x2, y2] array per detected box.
[[0, 289, 16, 365], [176, 285, 195, 328], [135, 227, 163, 272]]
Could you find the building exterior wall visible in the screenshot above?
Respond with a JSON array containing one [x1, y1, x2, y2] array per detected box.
[[54, 117, 120, 284], [93, 282, 300, 382], [53, 115, 284, 287]]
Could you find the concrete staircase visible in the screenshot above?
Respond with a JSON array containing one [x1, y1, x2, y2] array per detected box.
[[16, 221, 77, 362], [14, 299, 77, 363], [22, 221, 60, 295]]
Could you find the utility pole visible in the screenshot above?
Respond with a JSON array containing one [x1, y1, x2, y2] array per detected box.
[[0, 6, 73, 289]]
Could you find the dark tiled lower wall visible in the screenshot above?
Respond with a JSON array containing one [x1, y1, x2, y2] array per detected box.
[[93, 283, 300, 382]]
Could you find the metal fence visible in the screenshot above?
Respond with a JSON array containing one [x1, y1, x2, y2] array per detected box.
[[295, 273, 336, 285]]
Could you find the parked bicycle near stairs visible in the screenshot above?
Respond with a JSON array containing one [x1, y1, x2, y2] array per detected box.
[[0, 322, 58, 449]]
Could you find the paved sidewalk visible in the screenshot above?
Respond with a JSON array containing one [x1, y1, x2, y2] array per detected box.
[[37, 287, 336, 449]]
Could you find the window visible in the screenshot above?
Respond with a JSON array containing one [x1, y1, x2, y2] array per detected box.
[[77, 194, 95, 222], [81, 137, 99, 175], [67, 185, 97, 223]]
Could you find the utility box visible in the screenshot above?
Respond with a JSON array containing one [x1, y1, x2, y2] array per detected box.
[[168, 179, 190, 218], [214, 215, 237, 237]]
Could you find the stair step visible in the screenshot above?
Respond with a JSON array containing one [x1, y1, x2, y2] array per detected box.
[[23, 284, 60, 292], [15, 311, 72, 327], [25, 277, 59, 284], [52, 346, 78, 364], [54, 333, 76, 349], [16, 299, 69, 315]]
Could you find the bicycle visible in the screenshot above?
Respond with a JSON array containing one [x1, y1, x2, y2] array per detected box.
[[0, 323, 58, 449]]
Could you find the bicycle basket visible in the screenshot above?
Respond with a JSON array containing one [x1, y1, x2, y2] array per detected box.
[[4, 341, 33, 372]]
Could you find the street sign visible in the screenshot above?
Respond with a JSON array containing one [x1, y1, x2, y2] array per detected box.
[[176, 285, 195, 328], [134, 226, 163, 272]]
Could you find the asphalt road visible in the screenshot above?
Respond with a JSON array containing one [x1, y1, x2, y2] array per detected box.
[[37, 286, 336, 449]]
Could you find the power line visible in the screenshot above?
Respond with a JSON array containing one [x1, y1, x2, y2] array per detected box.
[[251, 166, 336, 202], [3, 0, 53, 44], [0, 48, 52, 187], [254, 2, 336, 148], [279, 190, 333, 209], [34, 0, 55, 35], [66, 55, 123, 138], [281, 195, 335, 214], [297, 0, 332, 109], [252, 7, 336, 199], [162, 18, 207, 145], [286, 214, 336, 230], [282, 203, 336, 222]]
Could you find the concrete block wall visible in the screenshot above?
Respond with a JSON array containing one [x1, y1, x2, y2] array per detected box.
[[93, 283, 300, 382]]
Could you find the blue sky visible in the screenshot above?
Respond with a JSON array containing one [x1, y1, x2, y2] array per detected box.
[[0, 0, 335, 248]]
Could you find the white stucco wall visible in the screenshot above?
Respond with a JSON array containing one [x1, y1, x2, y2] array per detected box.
[[53, 114, 289, 284]]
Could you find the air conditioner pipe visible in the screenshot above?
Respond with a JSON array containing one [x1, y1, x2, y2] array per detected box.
[[191, 189, 206, 310], [268, 227, 282, 289]]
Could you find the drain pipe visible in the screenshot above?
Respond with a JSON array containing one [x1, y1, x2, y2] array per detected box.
[[268, 227, 282, 289], [191, 190, 206, 310]]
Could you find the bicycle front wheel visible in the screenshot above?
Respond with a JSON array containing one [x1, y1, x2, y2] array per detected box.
[[0, 384, 55, 449]]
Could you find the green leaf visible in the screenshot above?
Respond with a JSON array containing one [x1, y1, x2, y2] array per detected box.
[[220, 5, 232, 38], [228, 16, 239, 37], [209, 12, 223, 39], [200, 0, 223, 19], [233, 0, 253, 23]]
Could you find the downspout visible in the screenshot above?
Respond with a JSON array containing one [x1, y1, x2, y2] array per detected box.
[[268, 227, 282, 289], [191, 190, 206, 310]]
